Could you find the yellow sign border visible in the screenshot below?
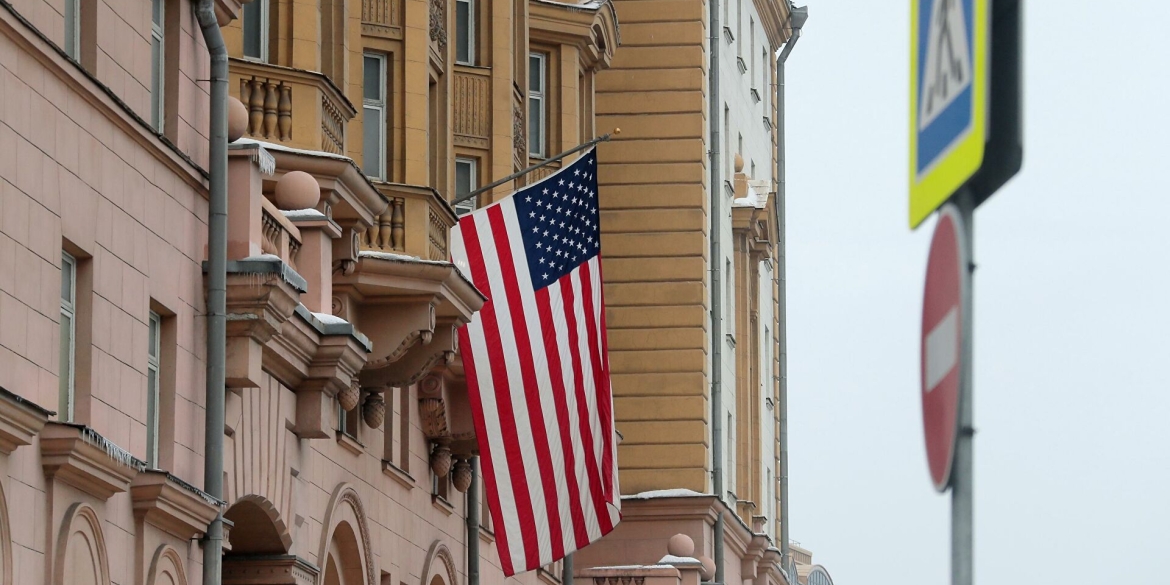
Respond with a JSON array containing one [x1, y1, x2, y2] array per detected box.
[[909, 0, 988, 229]]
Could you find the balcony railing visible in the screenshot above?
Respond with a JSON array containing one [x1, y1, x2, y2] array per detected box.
[[362, 183, 456, 262], [261, 197, 303, 270], [230, 58, 357, 155]]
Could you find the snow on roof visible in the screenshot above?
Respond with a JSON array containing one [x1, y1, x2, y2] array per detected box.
[[282, 208, 329, 220], [358, 250, 453, 267]]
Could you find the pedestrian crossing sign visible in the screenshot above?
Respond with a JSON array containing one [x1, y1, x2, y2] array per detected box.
[[910, 0, 988, 228]]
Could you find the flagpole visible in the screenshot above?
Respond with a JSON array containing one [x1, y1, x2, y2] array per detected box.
[[451, 129, 620, 207]]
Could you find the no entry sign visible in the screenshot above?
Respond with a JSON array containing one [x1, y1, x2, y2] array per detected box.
[[921, 203, 969, 492]]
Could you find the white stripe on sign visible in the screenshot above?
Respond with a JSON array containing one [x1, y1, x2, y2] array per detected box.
[[924, 306, 959, 392]]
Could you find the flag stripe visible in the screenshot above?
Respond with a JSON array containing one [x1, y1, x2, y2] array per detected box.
[[580, 259, 617, 506], [487, 205, 567, 566], [459, 215, 538, 572], [560, 271, 615, 535], [534, 285, 593, 549]]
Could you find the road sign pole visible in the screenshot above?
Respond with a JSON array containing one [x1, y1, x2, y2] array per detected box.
[[951, 187, 975, 585]]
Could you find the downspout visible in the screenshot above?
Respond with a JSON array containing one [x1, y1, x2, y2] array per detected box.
[[194, 2, 228, 585], [467, 457, 481, 585], [708, 0, 725, 580], [774, 4, 806, 575]]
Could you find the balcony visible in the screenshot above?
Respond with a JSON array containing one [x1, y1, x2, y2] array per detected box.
[[229, 58, 357, 156], [360, 182, 456, 262]]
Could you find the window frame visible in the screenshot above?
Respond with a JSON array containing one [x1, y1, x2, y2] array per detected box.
[[150, 0, 165, 131], [59, 252, 77, 421], [362, 52, 388, 180], [242, 0, 270, 63], [146, 312, 161, 467], [528, 51, 548, 158], [455, 0, 475, 66], [454, 157, 478, 216]]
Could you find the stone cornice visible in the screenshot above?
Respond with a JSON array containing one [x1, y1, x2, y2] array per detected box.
[[529, 0, 621, 71], [0, 386, 52, 454], [130, 470, 224, 540], [753, 0, 793, 51], [41, 423, 143, 500]]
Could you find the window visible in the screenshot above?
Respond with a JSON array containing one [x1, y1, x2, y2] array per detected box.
[[528, 52, 547, 157], [736, 0, 743, 56], [749, 18, 755, 79], [242, 0, 269, 62], [362, 53, 388, 180], [454, 157, 478, 216], [762, 46, 769, 92], [150, 0, 165, 131], [146, 312, 161, 467], [723, 105, 731, 179], [737, 133, 744, 176], [455, 0, 475, 65], [339, 398, 360, 440], [725, 258, 733, 336], [59, 253, 77, 421], [383, 386, 411, 473], [64, 0, 80, 59]]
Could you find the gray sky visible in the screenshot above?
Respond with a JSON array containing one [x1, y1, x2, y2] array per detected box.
[[785, 1, 1170, 583]]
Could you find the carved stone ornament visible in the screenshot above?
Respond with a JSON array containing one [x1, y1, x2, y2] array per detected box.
[[362, 392, 386, 428], [430, 443, 452, 477], [512, 102, 526, 155], [338, 382, 361, 412], [429, 0, 448, 50], [451, 458, 472, 493]]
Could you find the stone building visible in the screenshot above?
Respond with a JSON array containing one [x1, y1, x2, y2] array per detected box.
[[575, 0, 811, 583], [0, 0, 618, 584]]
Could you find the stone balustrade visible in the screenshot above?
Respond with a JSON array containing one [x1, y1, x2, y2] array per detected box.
[[229, 58, 357, 155], [362, 183, 456, 262]]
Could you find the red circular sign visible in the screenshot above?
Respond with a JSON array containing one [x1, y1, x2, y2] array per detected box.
[[921, 204, 968, 492]]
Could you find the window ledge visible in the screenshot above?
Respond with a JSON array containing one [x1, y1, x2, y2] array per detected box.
[[722, 26, 735, 43], [382, 460, 416, 489], [432, 494, 456, 516], [737, 57, 748, 74], [724, 180, 736, 197], [763, 116, 772, 131], [750, 88, 761, 103], [335, 431, 364, 456], [479, 525, 496, 544], [725, 333, 737, 348]]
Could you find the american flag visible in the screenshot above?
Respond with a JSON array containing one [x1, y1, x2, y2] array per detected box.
[[451, 148, 621, 576]]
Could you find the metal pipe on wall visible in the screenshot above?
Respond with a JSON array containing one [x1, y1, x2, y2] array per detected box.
[[467, 457, 481, 585], [193, 2, 228, 585], [708, 0, 725, 579], [775, 4, 806, 573]]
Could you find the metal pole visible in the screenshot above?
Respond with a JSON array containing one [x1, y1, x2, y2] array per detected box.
[[194, 1, 227, 584], [562, 553, 574, 585], [774, 6, 806, 568], [952, 188, 975, 585], [452, 133, 614, 206], [467, 457, 480, 585]]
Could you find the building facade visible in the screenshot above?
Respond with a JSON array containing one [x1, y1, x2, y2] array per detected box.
[[0, 0, 618, 585], [575, 0, 804, 582]]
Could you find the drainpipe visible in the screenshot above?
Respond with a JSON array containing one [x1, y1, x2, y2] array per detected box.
[[707, 0, 725, 580], [467, 457, 480, 585], [775, 4, 806, 574], [194, 2, 228, 585]]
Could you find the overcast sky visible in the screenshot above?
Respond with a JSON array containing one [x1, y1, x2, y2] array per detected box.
[[784, 1, 1170, 583]]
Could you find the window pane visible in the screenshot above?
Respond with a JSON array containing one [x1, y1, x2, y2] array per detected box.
[[243, 0, 264, 59], [528, 98, 541, 156], [455, 0, 471, 64], [149, 316, 159, 359], [152, 0, 162, 26], [147, 368, 158, 465], [60, 257, 74, 302], [151, 36, 162, 129], [529, 54, 542, 92], [363, 56, 381, 102], [363, 106, 383, 179], [64, 0, 77, 58], [455, 160, 472, 197], [58, 313, 72, 420]]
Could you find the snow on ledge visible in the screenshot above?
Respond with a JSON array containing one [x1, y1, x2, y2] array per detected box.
[[623, 488, 707, 500]]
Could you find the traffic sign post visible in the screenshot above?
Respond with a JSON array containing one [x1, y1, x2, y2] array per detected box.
[[911, 0, 1021, 583]]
